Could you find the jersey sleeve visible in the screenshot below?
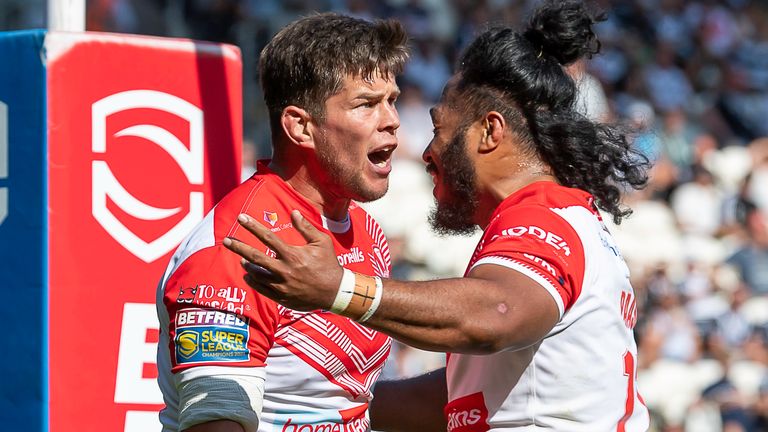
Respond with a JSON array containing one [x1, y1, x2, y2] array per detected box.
[[162, 244, 281, 373], [472, 205, 586, 317]]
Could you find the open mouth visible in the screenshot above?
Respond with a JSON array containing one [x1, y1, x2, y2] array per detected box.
[[426, 163, 438, 183], [368, 145, 396, 168]]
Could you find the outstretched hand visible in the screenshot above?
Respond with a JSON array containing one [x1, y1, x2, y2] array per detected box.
[[223, 210, 343, 312]]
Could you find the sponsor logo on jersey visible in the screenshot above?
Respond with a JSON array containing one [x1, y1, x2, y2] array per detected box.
[[174, 308, 249, 364], [264, 210, 278, 227], [337, 247, 365, 266], [176, 330, 200, 358], [272, 223, 293, 232], [196, 284, 247, 303], [177, 308, 248, 328], [444, 392, 489, 432], [497, 225, 571, 256], [276, 404, 369, 432], [178, 284, 247, 314], [522, 253, 558, 278], [280, 418, 368, 432], [599, 228, 621, 258], [176, 285, 197, 303]]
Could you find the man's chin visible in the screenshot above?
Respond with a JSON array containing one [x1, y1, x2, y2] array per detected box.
[[428, 206, 478, 237], [349, 183, 388, 203]]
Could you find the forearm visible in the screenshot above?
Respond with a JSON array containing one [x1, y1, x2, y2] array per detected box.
[[348, 264, 559, 354], [370, 368, 447, 432], [362, 277, 511, 353]]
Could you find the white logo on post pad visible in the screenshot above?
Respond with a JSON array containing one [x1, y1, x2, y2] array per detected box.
[[91, 90, 204, 263]]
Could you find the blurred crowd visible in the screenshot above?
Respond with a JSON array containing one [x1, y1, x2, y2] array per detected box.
[[4, 0, 768, 430]]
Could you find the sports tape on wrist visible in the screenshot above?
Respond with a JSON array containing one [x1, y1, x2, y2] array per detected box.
[[330, 268, 355, 314], [358, 276, 383, 323]]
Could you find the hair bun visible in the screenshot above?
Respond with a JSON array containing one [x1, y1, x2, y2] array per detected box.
[[523, 0, 603, 66]]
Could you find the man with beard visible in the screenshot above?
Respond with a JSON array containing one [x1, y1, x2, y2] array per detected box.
[[224, 1, 651, 430], [155, 13, 408, 432]]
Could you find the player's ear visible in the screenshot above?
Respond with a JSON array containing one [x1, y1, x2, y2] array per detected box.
[[478, 111, 504, 153], [281, 106, 315, 149]]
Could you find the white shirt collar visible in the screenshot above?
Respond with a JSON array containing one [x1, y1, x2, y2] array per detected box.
[[321, 213, 351, 233]]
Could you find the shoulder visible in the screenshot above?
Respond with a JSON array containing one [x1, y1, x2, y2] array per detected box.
[[489, 183, 598, 240], [212, 174, 306, 242], [477, 184, 596, 265], [205, 176, 268, 236], [485, 204, 581, 262], [504, 182, 596, 212]]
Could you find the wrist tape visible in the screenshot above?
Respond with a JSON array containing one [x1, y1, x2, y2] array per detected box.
[[329, 268, 382, 322]]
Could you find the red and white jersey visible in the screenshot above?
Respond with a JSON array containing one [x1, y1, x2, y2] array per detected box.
[[444, 182, 649, 432], [156, 162, 392, 431]]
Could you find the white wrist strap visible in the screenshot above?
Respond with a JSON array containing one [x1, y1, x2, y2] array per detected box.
[[330, 268, 355, 314], [358, 276, 383, 323]]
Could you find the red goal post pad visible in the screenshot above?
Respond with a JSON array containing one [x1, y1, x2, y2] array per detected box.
[[46, 31, 242, 431]]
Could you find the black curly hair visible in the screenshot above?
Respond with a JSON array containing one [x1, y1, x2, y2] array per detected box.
[[454, 0, 649, 224]]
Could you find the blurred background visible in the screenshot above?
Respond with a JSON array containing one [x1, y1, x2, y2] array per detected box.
[[4, 0, 768, 431]]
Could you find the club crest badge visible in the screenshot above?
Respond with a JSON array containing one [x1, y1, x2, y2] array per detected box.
[[264, 211, 278, 227]]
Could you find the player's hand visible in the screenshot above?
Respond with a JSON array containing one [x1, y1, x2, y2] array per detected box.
[[222, 210, 342, 312]]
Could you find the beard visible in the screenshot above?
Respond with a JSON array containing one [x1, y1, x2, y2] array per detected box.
[[315, 134, 388, 203], [429, 126, 479, 236]]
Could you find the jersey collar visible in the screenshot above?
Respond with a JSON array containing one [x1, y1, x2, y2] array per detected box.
[[256, 160, 352, 233]]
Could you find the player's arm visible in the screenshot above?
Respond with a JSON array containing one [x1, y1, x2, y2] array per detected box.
[[164, 245, 278, 432], [370, 368, 447, 432], [361, 263, 559, 353], [223, 211, 561, 354], [174, 368, 266, 432]]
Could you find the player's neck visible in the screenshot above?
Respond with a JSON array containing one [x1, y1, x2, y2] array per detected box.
[[268, 157, 351, 221], [475, 166, 557, 228]]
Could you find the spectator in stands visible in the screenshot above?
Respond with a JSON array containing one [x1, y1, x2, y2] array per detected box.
[[670, 165, 724, 237], [727, 200, 768, 296], [643, 41, 693, 113], [752, 378, 768, 431]]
